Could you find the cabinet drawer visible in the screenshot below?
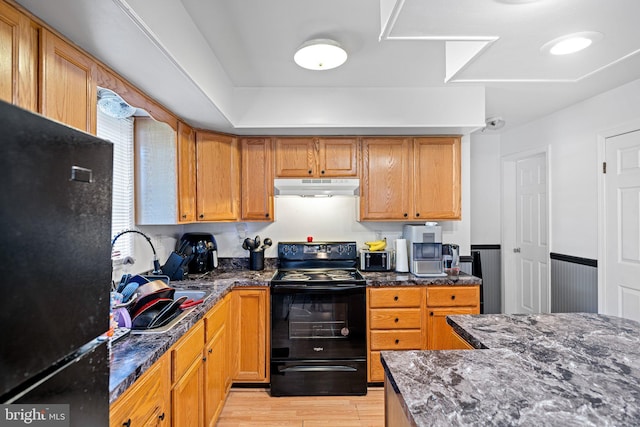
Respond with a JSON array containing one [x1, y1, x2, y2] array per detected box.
[[369, 351, 384, 383], [171, 321, 204, 383], [204, 296, 229, 343], [426, 286, 479, 307], [370, 330, 422, 350], [369, 287, 422, 308], [110, 355, 169, 427], [369, 308, 421, 329]]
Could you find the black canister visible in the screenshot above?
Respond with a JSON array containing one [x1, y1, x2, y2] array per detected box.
[[249, 250, 264, 271]]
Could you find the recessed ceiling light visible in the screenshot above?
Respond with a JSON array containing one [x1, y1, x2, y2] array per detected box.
[[541, 31, 603, 56], [294, 39, 347, 71]]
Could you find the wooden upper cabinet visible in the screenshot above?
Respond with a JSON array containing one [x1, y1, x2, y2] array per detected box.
[[196, 131, 240, 221], [275, 137, 316, 177], [317, 137, 358, 177], [360, 136, 461, 221], [275, 137, 358, 177], [0, 1, 37, 111], [241, 137, 274, 221], [413, 137, 461, 220], [360, 137, 413, 220], [40, 29, 96, 133], [177, 122, 197, 223]]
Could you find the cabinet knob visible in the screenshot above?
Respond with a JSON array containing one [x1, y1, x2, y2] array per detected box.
[[321, 170, 325, 175], [199, 214, 204, 219], [394, 318, 399, 323], [182, 214, 187, 219], [208, 348, 213, 354], [403, 213, 408, 218], [430, 312, 434, 316], [159, 413, 166, 421], [451, 295, 456, 300], [395, 339, 400, 345], [308, 170, 313, 174], [416, 213, 420, 217], [203, 356, 207, 362], [265, 213, 270, 218], [394, 296, 399, 301], [123, 420, 131, 427]]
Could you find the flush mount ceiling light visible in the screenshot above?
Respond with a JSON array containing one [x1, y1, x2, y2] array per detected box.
[[294, 39, 347, 71], [541, 31, 603, 56]]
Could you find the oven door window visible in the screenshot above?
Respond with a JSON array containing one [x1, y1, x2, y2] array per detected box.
[[288, 295, 349, 339]]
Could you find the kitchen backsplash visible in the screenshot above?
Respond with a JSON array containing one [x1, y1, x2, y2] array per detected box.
[[115, 197, 470, 279]]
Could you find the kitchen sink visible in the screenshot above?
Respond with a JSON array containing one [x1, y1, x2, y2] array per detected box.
[[173, 290, 208, 301]]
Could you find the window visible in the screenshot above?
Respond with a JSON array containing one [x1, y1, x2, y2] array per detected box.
[[97, 108, 134, 262]]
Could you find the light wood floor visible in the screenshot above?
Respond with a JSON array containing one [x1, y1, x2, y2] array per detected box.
[[217, 387, 385, 427]]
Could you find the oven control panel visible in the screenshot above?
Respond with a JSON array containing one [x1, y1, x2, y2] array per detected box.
[[278, 242, 357, 260]]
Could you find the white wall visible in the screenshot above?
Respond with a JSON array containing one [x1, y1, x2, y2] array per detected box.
[[499, 78, 640, 259], [469, 132, 502, 244]]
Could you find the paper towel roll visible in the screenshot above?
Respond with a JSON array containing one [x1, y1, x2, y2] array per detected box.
[[395, 239, 409, 272]]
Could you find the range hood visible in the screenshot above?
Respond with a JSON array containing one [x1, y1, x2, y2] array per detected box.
[[274, 178, 359, 197]]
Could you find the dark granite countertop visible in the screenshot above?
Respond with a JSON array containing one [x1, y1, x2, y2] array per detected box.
[[108, 268, 274, 403], [381, 313, 640, 426], [108, 264, 480, 404], [361, 270, 481, 286]]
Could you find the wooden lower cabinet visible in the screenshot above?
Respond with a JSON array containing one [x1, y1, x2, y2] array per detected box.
[[368, 287, 425, 383], [426, 286, 480, 350], [203, 293, 231, 426], [368, 285, 480, 382], [171, 321, 205, 426], [110, 354, 170, 427], [232, 288, 269, 383], [110, 295, 236, 427], [172, 354, 203, 427]]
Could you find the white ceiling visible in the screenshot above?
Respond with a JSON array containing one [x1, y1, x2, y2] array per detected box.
[[15, 0, 640, 135]]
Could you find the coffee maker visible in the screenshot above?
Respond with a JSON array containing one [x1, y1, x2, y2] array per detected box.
[[177, 232, 218, 274], [403, 224, 445, 276]]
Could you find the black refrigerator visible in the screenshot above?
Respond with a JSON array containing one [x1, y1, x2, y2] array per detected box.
[[0, 101, 112, 426]]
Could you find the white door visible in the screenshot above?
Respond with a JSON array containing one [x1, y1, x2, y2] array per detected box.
[[604, 130, 640, 322], [514, 153, 549, 314]]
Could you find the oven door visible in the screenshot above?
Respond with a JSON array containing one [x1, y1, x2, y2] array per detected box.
[[270, 284, 366, 361]]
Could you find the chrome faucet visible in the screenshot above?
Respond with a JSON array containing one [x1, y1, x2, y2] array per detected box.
[[111, 229, 162, 274]]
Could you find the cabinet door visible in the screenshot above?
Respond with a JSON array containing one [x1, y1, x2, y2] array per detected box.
[[171, 357, 203, 427], [233, 289, 268, 382], [274, 137, 316, 177], [241, 137, 274, 221], [196, 131, 240, 221], [317, 137, 358, 177], [40, 29, 96, 133], [413, 137, 461, 220], [426, 307, 478, 350], [0, 2, 37, 111], [110, 355, 170, 427], [204, 327, 225, 427], [177, 122, 197, 223], [360, 138, 413, 220], [134, 118, 178, 225]]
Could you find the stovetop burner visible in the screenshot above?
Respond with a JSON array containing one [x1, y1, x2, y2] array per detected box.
[[275, 269, 365, 283], [272, 241, 365, 286]]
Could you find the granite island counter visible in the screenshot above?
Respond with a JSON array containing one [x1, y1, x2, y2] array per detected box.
[[382, 313, 640, 426]]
